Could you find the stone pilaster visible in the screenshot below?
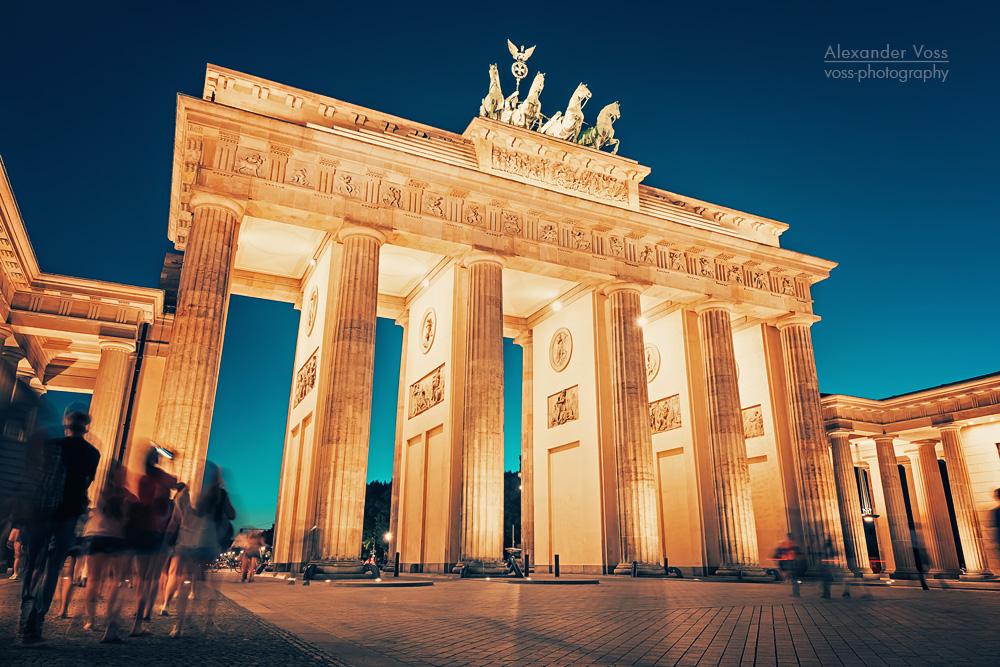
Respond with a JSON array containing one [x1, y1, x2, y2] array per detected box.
[[458, 253, 506, 575], [603, 284, 662, 575], [514, 330, 534, 564], [914, 441, 961, 577], [388, 310, 409, 560], [828, 430, 874, 577], [938, 425, 993, 579], [776, 315, 847, 572], [89, 339, 136, 500], [153, 193, 243, 491], [697, 300, 763, 578], [314, 227, 385, 567], [873, 435, 917, 578], [0, 341, 25, 411]]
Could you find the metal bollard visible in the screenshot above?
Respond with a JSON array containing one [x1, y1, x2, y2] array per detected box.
[[631, 560, 638, 578], [525, 552, 530, 576], [554, 554, 560, 578], [394, 551, 400, 578], [664, 557, 668, 574]]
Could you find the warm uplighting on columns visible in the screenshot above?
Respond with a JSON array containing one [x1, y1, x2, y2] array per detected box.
[[827, 429, 874, 577], [938, 424, 994, 579], [873, 434, 918, 578]]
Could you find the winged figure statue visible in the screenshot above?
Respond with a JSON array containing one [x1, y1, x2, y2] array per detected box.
[[507, 39, 536, 63]]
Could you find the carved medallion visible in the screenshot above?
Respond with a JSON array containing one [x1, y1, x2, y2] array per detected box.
[[549, 328, 572, 372], [306, 287, 319, 336], [419, 308, 436, 354], [649, 394, 682, 434], [644, 344, 660, 383], [408, 364, 445, 418], [742, 405, 765, 439], [547, 386, 579, 428]]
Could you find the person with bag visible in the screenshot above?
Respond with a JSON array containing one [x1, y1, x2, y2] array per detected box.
[[170, 461, 234, 638]]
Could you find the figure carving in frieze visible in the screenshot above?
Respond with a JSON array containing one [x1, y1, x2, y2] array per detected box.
[[502, 72, 545, 130], [781, 277, 796, 295], [540, 83, 591, 141], [502, 211, 521, 234], [699, 257, 715, 277], [289, 167, 310, 186], [479, 64, 505, 120], [638, 245, 655, 265], [337, 174, 358, 197], [539, 224, 557, 242], [751, 271, 769, 290], [237, 153, 266, 177], [571, 230, 591, 251], [728, 265, 744, 285], [576, 101, 620, 154], [609, 236, 624, 257], [465, 205, 483, 226], [425, 195, 444, 217], [669, 251, 686, 271], [382, 186, 402, 208]]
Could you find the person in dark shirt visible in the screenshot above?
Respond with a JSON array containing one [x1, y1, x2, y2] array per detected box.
[[20, 410, 99, 646]]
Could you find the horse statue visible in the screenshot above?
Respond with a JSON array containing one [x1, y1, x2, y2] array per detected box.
[[501, 72, 545, 130], [479, 64, 504, 120], [577, 101, 620, 154], [540, 83, 591, 141]]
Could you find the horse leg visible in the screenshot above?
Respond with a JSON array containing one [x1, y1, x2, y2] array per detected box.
[[608, 138, 619, 155]]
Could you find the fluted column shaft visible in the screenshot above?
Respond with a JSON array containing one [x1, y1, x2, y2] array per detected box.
[[874, 435, 917, 576], [777, 316, 847, 571], [316, 228, 384, 562], [89, 340, 136, 500], [916, 442, 960, 575], [0, 343, 25, 412], [459, 256, 505, 572], [939, 425, 993, 578], [606, 285, 662, 574], [388, 311, 410, 557], [829, 431, 872, 575], [153, 195, 242, 491], [515, 331, 534, 563], [698, 302, 760, 573]]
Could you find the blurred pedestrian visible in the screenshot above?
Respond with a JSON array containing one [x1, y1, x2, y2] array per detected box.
[[241, 531, 264, 583], [774, 534, 805, 597], [911, 528, 930, 591], [129, 446, 184, 636], [6, 527, 24, 579], [82, 462, 136, 642], [819, 537, 836, 598], [170, 462, 234, 637]]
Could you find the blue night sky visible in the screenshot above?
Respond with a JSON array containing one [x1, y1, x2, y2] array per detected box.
[[1, 1, 997, 527]]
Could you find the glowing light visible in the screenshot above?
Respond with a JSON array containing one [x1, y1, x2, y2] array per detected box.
[[384, 531, 392, 542], [519, 485, 522, 490], [968, 422, 974, 426], [183, 581, 191, 585], [375, 578, 382, 582], [863, 516, 874, 523], [421, 278, 430, 288], [552, 301, 562, 312], [485, 577, 491, 581], [637, 316, 648, 327], [309, 258, 317, 267]]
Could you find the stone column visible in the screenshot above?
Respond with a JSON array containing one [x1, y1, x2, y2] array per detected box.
[[604, 284, 663, 575], [514, 330, 534, 565], [89, 340, 136, 500], [152, 193, 243, 491], [0, 342, 25, 412], [873, 435, 917, 578], [914, 441, 961, 577], [388, 310, 409, 559], [458, 253, 506, 575], [828, 430, 874, 577], [314, 227, 385, 567], [696, 300, 764, 578], [776, 314, 847, 572], [938, 424, 993, 579]]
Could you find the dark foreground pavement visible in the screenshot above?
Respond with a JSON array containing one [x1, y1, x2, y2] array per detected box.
[[0, 575, 348, 666]]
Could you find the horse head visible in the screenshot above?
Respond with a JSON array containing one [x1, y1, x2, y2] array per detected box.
[[489, 63, 499, 82], [603, 101, 620, 123], [570, 83, 592, 109], [527, 72, 545, 99]]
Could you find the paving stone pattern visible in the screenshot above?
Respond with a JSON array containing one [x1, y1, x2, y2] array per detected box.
[[0, 577, 348, 666], [222, 575, 1000, 667]]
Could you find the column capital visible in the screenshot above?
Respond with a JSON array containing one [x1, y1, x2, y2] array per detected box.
[[692, 298, 734, 315], [188, 192, 246, 219], [337, 224, 387, 245], [99, 338, 136, 354], [462, 250, 506, 269], [775, 312, 820, 330], [1, 346, 26, 363], [873, 433, 898, 445], [0, 324, 13, 341], [912, 439, 940, 447], [513, 330, 532, 347], [827, 428, 854, 439], [937, 423, 962, 434], [602, 281, 644, 297]]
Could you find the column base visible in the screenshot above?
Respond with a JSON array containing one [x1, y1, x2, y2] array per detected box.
[[712, 565, 771, 581], [959, 570, 995, 581], [612, 562, 666, 576], [309, 560, 365, 576], [928, 569, 963, 579], [453, 559, 509, 577], [887, 568, 920, 580]]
